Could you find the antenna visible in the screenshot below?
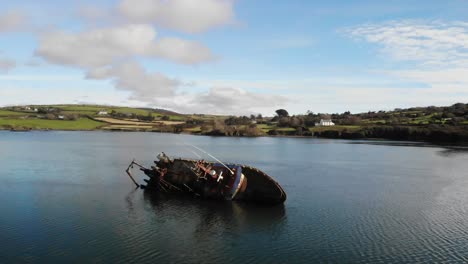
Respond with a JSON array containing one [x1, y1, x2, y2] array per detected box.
[[186, 143, 234, 175]]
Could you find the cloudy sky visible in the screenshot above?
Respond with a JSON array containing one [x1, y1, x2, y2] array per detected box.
[[0, 0, 467, 115]]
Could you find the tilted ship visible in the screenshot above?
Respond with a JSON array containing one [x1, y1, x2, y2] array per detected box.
[[126, 152, 286, 205]]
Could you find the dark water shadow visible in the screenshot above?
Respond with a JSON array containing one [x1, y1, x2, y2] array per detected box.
[[436, 148, 468, 157], [142, 191, 287, 231], [346, 140, 468, 152], [125, 187, 139, 214]]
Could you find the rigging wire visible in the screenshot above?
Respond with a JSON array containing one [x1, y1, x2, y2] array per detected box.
[[185, 143, 235, 175]]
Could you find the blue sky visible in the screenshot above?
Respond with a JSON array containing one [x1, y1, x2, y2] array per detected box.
[[0, 0, 467, 115]]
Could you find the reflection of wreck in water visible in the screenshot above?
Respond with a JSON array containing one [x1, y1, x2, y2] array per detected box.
[[127, 152, 287, 205], [143, 191, 287, 233]]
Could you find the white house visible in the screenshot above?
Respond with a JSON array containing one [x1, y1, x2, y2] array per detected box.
[[97, 110, 108, 115], [315, 119, 335, 126]]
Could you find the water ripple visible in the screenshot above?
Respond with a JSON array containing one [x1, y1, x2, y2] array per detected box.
[[1, 131, 468, 263]]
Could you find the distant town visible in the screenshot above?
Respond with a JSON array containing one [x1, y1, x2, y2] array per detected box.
[[1, 103, 467, 143]]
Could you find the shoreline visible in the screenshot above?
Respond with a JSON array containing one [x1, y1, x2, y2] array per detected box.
[[1, 103, 467, 144], [3, 127, 468, 147]]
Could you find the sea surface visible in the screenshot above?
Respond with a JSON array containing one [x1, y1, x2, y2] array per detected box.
[[1, 131, 468, 263]]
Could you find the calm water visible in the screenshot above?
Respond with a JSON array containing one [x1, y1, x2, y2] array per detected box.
[[1, 131, 468, 263]]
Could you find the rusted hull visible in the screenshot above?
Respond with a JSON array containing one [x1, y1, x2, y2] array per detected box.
[[142, 158, 286, 205], [236, 165, 287, 204]]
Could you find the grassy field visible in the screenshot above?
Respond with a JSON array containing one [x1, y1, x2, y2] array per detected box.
[[55, 105, 104, 112], [0, 110, 29, 117], [1, 104, 465, 140], [183, 126, 202, 133], [0, 104, 190, 131], [165, 115, 185, 121], [0, 118, 104, 130], [60, 110, 99, 116], [275, 127, 296, 132], [109, 107, 154, 116], [256, 124, 271, 132], [54, 105, 153, 116], [33, 105, 173, 118]]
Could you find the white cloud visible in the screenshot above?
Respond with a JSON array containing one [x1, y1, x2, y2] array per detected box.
[[0, 57, 16, 72], [152, 37, 215, 64], [184, 75, 468, 114], [0, 10, 26, 32], [340, 20, 468, 112], [36, 24, 157, 68], [1, 2, 246, 114], [85, 62, 286, 115], [86, 62, 180, 100], [191, 87, 286, 114], [36, 24, 214, 68], [345, 20, 468, 66], [34, 22, 220, 112], [150, 87, 287, 115], [118, 0, 235, 33]]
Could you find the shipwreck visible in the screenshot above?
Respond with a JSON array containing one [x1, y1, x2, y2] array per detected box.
[[126, 152, 286, 205]]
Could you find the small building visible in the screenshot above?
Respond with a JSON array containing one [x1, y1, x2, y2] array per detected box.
[[58, 115, 65, 120], [315, 119, 335, 126], [97, 110, 108, 115]]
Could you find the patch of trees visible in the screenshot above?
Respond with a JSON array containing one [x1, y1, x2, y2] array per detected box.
[[224, 116, 253, 126], [272, 103, 468, 128], [185, 118, 203, 126], [314, 125, 468, 143], [136, 112, 154, 121], [110, 110, 155, 121], [37, 107, 60, 114], [202, 118, 265, 137], [272, 112, 320, 127], [41, 113, 78, 120], [275, 109, 289, 117], [110, 110, 135, 119]]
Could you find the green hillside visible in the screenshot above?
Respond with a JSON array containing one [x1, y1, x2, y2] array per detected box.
[[1, 103, 467, 143]]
